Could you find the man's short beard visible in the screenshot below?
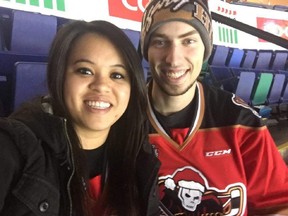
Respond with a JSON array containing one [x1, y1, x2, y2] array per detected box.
[[154, 77, 196, 97]]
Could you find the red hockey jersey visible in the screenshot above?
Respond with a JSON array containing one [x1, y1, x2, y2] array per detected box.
[[148, 82, 288, 216]]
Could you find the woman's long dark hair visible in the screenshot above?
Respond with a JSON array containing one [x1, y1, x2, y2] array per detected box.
[[47, 20, 148, 215]]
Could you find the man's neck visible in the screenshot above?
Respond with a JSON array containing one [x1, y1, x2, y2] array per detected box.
[[151, 81, 198, 116]]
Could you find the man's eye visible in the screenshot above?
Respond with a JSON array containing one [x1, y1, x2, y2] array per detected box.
[[151, 39, 166, 47], [77, 68, 93, 75], [183, 39, 195, 45], [111, 73, 124, 79]]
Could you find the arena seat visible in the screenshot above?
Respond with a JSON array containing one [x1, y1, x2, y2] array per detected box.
[[0, 52, 47, 116], [280, 80, 288, 106], [275, 70, 288, 119], [208, 45, 230, 66], [266, 73, 286, 106], [234, 71, 256, 104], [10, 10, 57, 55], [12, 62, 48, 111], [254, 50, 273, 70], [209, 65, 237, 92], [122, 29, 140, 49], [227, 47, 244, 68], [251, 72, 273, 106], [241, 49, 257, 68], [271, 50, 288, 71]]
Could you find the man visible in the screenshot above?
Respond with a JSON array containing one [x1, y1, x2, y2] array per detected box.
[[140, 0, 288, 215]]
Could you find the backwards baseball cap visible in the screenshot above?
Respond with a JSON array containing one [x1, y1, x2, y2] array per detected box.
[[140, 0, 213, 62]]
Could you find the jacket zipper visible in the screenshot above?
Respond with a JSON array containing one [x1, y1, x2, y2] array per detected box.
[[62, 118, 75, 216]]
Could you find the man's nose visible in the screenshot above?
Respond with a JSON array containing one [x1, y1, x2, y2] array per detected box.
[[165, 44, 182, 66]]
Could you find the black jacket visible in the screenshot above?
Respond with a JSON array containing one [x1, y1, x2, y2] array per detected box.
[[0, 99, 160, 215]]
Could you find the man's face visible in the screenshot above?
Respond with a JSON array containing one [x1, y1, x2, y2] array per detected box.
[[147, 21, 205, 96]]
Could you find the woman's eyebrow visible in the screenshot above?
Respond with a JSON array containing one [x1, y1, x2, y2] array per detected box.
[[112, 64, 126, 69], [73, 58, 95, 65], [73, 59, 126, 70]]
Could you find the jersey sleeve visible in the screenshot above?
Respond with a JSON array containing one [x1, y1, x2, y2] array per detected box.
[[240, 124, 288, 212]]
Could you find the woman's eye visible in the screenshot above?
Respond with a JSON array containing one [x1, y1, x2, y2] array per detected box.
[[111, 72, 124, 79], [77, 68, 93, 75]]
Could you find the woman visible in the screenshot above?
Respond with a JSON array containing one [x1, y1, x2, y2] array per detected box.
[[0, 20, 160, 215]]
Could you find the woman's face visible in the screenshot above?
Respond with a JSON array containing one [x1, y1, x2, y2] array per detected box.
[[64, 33, 131, 146]]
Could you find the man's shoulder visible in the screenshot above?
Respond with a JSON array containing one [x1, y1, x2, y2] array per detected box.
[[200, 82, 262, 126]]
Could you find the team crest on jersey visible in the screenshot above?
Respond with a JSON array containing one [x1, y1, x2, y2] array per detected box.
[[158, 166, 246, 216]]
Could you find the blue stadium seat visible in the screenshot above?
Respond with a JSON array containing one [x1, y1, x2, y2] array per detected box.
[[278, 70, 288, 106], [10, 10, 57, 55], [227, 48, 244, 68], [254, 50, 273, 70], [122, 29, 140, 49], [279, 82, 288, 120], [241, 49, 257, 68], [208, 45, 230, 66], [12, 62, 48, 111], [209, 65, 237, 92], [266, 73, 286, 106], [0, 52, 47, 115], [271, 50, 288, 71], [234, 71, 256, 104], [280, 83, 288, 105]]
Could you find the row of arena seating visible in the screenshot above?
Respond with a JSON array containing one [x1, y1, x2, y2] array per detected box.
[[208, 44, 288, 71], [0, 7, 70, 54], [0, 8, 66, 116], [206, 65, 288, 118], [0, 7, 287, 120], [205, 45, 288, 119]]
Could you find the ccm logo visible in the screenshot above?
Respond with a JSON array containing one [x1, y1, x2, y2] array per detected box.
[[109, 0, 149, 22], [206, 149, 231, 157]]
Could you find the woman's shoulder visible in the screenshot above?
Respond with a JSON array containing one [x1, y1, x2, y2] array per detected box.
[[0, 118, 37, 185], [0, 117, 37, 140], [0, 117, 39, 157]]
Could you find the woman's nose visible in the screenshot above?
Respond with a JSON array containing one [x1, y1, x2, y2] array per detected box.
[[89, 75, 111, 92]]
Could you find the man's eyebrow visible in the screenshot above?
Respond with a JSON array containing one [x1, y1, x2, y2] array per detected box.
[[151, 30, 199, 39]]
